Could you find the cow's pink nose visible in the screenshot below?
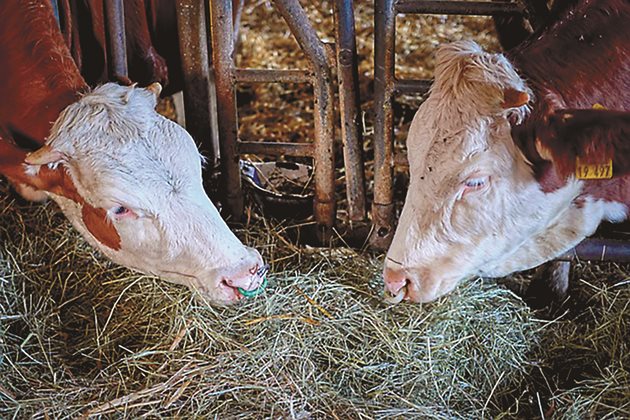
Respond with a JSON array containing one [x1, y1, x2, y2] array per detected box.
[[383, 266, 409, 295]]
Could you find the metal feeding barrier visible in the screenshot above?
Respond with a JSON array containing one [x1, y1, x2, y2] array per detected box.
[[174, 0, 368, 243], [97, 0, 630, 265]]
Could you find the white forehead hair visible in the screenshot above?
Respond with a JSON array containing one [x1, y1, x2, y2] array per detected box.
[[45, 83, 215, 251], [431, 40, 532, 124]]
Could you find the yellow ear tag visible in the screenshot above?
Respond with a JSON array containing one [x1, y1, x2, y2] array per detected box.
[[574, 104, 611, 179], [576, 157, 613, 179]]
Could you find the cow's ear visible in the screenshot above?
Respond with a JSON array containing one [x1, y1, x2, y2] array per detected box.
[[538, 109, 630, 178], [146, 82, 162, 100], [502, 88, 530, 108], [24, 144, 65, 166]]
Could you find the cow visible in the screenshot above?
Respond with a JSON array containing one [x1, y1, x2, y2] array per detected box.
[[0, 0, 266, 305], [382, 0, 630, 304]]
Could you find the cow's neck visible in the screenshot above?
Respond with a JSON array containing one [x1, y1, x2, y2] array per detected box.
[[513, 111, 630, 208], [0, 0, 88, 144]]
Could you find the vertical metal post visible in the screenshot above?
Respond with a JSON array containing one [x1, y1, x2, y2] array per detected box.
[[370, 0, 396, 250], [210, 0, 243, 217], [104, 0, 128, 80], [175, 0, 219, 168], [333, 0, 367, 224], [274, 0, 336, 241]]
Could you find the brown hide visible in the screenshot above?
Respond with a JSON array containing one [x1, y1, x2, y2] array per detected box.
[[507, 0, 630, 205], [124, 0, 170, 87], [0, 0, 121, 251], [0, 0, 86, 142], [538, 109, 630, 178]]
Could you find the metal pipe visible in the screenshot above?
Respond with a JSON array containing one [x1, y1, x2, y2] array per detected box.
[[274, 0, 336, 242], [210, 0, 244, 218], [238, 141, 314, 157], [395, 0, 523, 15], [232, 0, 245, 44], [235, 69, 312, 84], [370, 0, 396, 250], [394, 78, 432, 95], [175, 0, 219, 168], [558, 239, 630, 263], [522, 0, 550, 31], [104, 0, 128, 80], [51, 0, 61, 27], [334, 0, 367, 224]]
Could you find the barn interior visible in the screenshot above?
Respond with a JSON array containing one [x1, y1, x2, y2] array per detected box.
[[1, 0, 628, 418]]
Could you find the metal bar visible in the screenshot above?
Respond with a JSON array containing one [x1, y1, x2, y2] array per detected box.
[[176, 0, 219, 168], [210, 0, 244, 217], [558, 239, 630, 263], [370, 0, 396, 250], [235, 69, 312, 84], [51, 0, 61, 27], [104, 0, 128, 80], [394, 78, 432, 95], [274, 0, 336, 242], [334, 0, 367, 224], [395, 0, 524, 15], [522, 0, 550, 31], [232, 0, 245, 42], [238, 141, 314, 157]]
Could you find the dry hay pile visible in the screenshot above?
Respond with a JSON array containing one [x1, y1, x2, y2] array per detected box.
[[1, 178, 629, 418], [1, 1, 629, 418]]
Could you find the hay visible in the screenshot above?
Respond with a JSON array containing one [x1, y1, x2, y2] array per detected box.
[[1, 179, 629, 418], [1, 1, 629, 417]]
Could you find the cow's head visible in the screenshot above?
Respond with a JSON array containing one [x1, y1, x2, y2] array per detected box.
[[382, 41, 627, 304], [7, 83, 265, 305]]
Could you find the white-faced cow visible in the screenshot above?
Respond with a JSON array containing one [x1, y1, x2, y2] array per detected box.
[[0, 0, 266, 305], [383, 0, 630, 303]]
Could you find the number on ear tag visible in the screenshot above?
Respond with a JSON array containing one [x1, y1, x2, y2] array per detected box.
[[576, 158, 613, 180]]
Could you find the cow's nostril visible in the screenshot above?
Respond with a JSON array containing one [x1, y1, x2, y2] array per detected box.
[[384, 278, 408, 304]]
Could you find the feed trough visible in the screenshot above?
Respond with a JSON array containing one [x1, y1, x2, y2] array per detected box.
[[240, 160, 314, 220]]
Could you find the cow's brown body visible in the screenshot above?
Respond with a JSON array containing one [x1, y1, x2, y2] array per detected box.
[[0, 1, 86, 145], [508, 0, 630, 205]]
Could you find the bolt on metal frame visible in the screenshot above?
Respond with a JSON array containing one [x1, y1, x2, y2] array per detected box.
[[370, 0, 630, 263]]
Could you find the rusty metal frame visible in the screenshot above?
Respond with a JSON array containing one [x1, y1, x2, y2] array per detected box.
[[208, 0, 366, 242], [334, 0, 367, 225], [370, 0, 630, 264], [176, 0, 220, 169]]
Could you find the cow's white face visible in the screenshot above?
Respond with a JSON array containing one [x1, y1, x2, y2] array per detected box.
[[27, 83, 265, 305], [383, 41, 627, 303]]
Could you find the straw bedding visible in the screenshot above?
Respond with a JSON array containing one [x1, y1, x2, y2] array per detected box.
[[1, 0, 629, 418]]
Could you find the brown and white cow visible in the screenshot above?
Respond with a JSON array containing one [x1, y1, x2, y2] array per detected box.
[[383, 0, 630, 303], [0, 0, 266, 305]]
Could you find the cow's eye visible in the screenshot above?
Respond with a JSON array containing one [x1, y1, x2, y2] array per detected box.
[[114, 206, 129, 215], [465, 177, 486, 188], [110, 205, 136, 219], [463, 176, 490, 193]]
